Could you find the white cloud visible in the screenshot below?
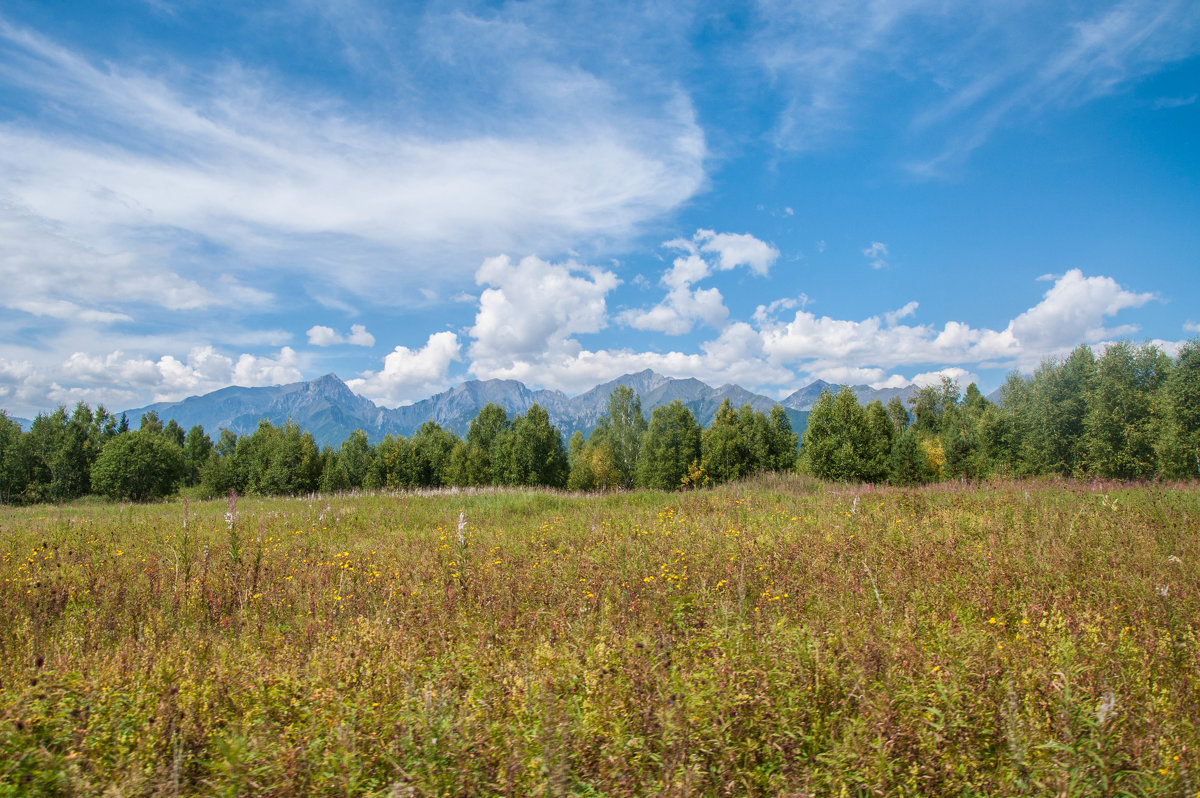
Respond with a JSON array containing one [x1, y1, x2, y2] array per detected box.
[[884, 301, 919, 326], [807, 365, 889, 386], [0, 205, 232, 319], [468, 254, 619, 374], [620, 230, 776, 334], [0, 20, 706, 316], [754, 269, 1160, 380], [5, 345, 306, 413], [1184, 321, 1200, 333], [1006, 268, 1154, 357], [231, 347, 304, 389], [695, 229, 780, 275], [462, 257, 1167, 399], [11, 299, 132, 324], [752, 296, 804, 325], [348, 331, 461, 407], [863, 241, 889, 270], [0, 357, 38, 405], [307, 326, 341, 347], [621, 252, 727, 335], [622, 285, 728, 335], [754, 2, 1200, 171], [910, 367, 976, 388], [1153, 94, 1197, 109], [346, 325, 375, 346], [872, 374, 916, 390], [307, 324, 376, 347]]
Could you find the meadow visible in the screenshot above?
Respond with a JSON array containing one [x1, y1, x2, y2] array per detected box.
[[0, 476, 1197, 796]]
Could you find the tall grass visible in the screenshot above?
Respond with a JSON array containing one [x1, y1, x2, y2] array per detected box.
[[1, 477, 1197, 796]]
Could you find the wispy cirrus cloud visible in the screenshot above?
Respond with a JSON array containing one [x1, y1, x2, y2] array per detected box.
[[0, 8, 707, 385], [751, 1, 1200, 173]]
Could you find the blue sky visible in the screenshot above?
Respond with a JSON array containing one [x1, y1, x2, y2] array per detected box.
[[1, 0, 1198, 417]]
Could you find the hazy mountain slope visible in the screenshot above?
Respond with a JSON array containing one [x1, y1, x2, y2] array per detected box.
[[381, 379, 570, 438], [782, 381, 920, 411], [123, 374, 388, 446], [112, 371, 921, 447]]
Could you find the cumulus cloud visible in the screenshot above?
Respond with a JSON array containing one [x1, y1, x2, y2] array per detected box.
[[910, 367, 977, 388], [468, 254, 619, 374], [348, 331, 461, 407], [621, 230, 776, 334], [0, 358, 38, 405], [307, 324, 375, 347], [807, 365, 890, 386], [456, 258, 1166, 399], [694, 229, 779, 275], [1007, 268, 1154, 356], [1182, 321, 1199, 333], [458, 250, 792, 393], [307, 326, 341, 347], [0, 345, 306, 414], [750, 269, 1161, 384], [863, 241, 889, 270], [58, 346, 303, 401]]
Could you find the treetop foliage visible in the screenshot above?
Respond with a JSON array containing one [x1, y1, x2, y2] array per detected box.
[[801, 339, 1200, 485], [2, 338, 1197, 504]]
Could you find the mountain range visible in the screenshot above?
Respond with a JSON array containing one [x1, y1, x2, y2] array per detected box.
[[96, 371, 921, 447]]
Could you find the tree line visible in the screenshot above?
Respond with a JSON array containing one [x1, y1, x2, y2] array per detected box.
[[802, 339, 1200, 484], [0, 386, 797, 503], [2, 338, 1196, 504]]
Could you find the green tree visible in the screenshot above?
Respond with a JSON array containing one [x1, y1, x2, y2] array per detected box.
[[886, 396, 910, 434], [91, 429, 186, 502], [1084, 342, 1169, 479], [909, 378, 960, 436], [1029, 346, 1096, 476], [940, 385, 990, 480], [766, 405, 799, 472], [0, 411, 28, 504], [182, 425, 213, 487], [139, 411, 164, 435], [702, 399, 751, 484], [1158, 338, 1200, 478], [888, 427, 932, 486], [394, 423, 458, 488], [636, 400, 702, 490], [163, 419, 186, 448], [321, 429, 375, 492], [863, 400, 894, 483], [23, 405, 96, 503], [493, 405, 567, 487], [370, 435, 405, 488], [567, 432, 620, 491], [985, 373, 1032, 475], [589, 387, 647, 489], [802, 389, 871, 482], [463, 403, 510, 486], [235, 420, 322, 495]]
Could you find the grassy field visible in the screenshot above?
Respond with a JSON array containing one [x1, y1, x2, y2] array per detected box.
[[1, 476, 1197, 796]]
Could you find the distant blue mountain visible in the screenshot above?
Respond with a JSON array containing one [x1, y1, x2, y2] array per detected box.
[[116, 370, 918, 448], [780, 380, 920, 411], [2, 413, 32, 432]]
